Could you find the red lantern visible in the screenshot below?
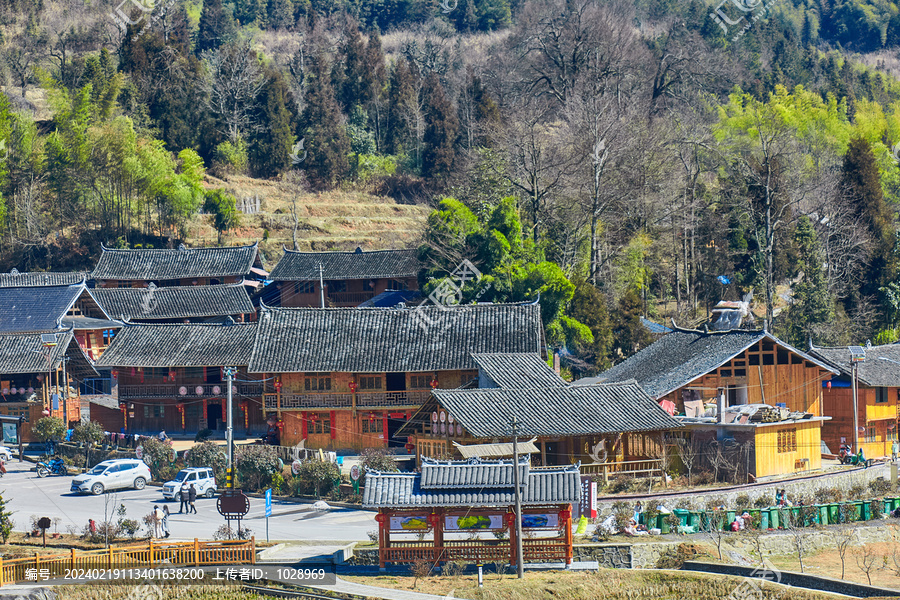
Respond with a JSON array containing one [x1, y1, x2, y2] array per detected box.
[[826, 381, 832, 389], [349, 381, 358, 393], [430, 378, 439, 389], [169, 370, 176, 382], [274, 377, 282, 391], [374, 513, 386, 524]]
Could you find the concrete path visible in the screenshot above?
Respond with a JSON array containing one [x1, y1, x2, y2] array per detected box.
[[257, 541, 356, 564], [312, 577, 454, 600]]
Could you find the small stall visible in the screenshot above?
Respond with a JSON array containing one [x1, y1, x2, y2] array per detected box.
[[363, 457, 580, 569]]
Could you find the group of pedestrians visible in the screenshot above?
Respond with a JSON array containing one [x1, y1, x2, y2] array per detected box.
[[151, 483, 199, 539]]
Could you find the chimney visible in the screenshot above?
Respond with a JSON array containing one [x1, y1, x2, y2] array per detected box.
[[553, 352, 561, 374]]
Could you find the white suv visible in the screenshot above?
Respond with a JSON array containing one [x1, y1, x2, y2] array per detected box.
[[162, 468, 217, 502], [71, 459, 152, 495]]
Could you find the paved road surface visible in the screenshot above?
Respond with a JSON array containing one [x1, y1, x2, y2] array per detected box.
[[0, 459, 375, 542]]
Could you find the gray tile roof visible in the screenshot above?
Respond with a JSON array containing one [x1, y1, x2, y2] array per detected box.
[[363, 460, 580, 508], [578, 328, 836, 399], [96, 322, 257, 368], [0, 284, 85, 333], [0, 271, 88, 287], [269, 247, 419, 281], [93, 284, 254, 321], [0, 329, 98, 379], [430, 381, 682, 438], [248, 303, 543, 373], [419, 457, 528, 489], [809, 344, 900, 387], [92, 243, 259, 281], [471, 353, 565, 389]]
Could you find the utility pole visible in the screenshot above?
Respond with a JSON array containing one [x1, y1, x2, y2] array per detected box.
[[852, 361, 859, 455], [318, 263, 325, 308], [61, 356, 68, 426], [226, 367, 234, 488], [511, 416, 524, 579]]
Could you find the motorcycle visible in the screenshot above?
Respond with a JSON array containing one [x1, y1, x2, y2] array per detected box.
[[839, 444, 869, 466], [36, 457, 67, 478]]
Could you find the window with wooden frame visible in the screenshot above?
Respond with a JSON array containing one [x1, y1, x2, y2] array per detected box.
[[865, 426, 876, 443], [143, 404, 165, 418], [307, 413, 331, 434], [359, 375, 382, 390], [305, 373, 331, 391], [777, 428, 797, 453], [362, 417, 384, 433], [293, 282, 314, 294], [146, 367, 169, 380], [876, 387, 889, 403], [888, 426, 898, 442], [409, 374, 432, 389]]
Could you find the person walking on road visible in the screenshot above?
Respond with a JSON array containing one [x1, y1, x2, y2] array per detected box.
[[161, 505, 170, 538], [188, 484, 197, 514], [892, 439, 899, 462], [179, 482, 189, 513]]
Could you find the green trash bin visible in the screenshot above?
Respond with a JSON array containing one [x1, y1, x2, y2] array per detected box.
[[817, 504, 828, 526], [748, 509, 760, 529], [883, 499, 892, 515], [769, 507, 780, 529], [760, 510, 770, 529], [849, 501, 863, 521], [790, 507, 801, 526], [674, 509, 689, 528], [828, 503, 840, 524], [725, 509, 736, 529], [688, 511, 701, 529], [861, 501, 872, 521]]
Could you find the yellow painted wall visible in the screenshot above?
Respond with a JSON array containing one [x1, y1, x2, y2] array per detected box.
[[753, 420, 822, 478]]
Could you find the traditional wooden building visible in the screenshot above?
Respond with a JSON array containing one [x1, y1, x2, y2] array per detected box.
[[809, 343, 900, 459], [91, 243, 265, 289], [96, 322, 269, 434], [247, 302, 544, 450], [92, 283, 255, 323], [364, 458, 580, 569], [0, 270, 90, 287], [266, 247, 419, 307], [581, 327, 838, 479], [0, 329, 98, 437], [402, 353, 682, 469]]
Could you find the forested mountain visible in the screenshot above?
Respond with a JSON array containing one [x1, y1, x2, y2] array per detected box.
[[3, 0, 900, 373]]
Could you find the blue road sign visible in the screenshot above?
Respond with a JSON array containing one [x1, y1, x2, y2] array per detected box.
[[265, 488, 272, 517]]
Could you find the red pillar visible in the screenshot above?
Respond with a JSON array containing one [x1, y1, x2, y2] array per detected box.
[[382, 413, 389, 445], [376, 512, 387, 569], [560, 506, 573, 564], [506, 510, 517, 566], [431, 510, 444, 564]]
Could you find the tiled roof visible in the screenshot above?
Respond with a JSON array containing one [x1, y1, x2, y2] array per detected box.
[[419, 457, 528, 489], [809, 344, 900, 387], [471, 353, 565, 389], [430, 381, 682, 438], [96, 322, 257, 367], [248, 303, 543, 373], [0, 330, 98, 378], [363, 460, 580, 508], [92, 243, 259, 280], [269, 248, 419, 281], [577, 328, 836, 399], [357, 289, 422, 308], [0, 284, 85, 333], [0, 271, 88, 287], [93, 284, 254, 320]]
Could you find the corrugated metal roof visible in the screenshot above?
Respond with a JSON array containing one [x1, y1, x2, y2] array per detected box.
[[248, 303, 543, 373], [92, 243, 259, 280], [269, 248, 419, 281]]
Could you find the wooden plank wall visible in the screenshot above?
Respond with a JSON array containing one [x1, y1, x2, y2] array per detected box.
[[753, 419, 822, 478]]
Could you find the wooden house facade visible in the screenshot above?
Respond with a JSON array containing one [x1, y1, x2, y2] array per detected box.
[[247, 303, 545, 450], [96, 322, 270, 435], [401, 353, 682, 471], [582, 327, 837, 479], [0, 330, 98, 437], [267, 247, 420, 308], [809, 344, 900, 459]]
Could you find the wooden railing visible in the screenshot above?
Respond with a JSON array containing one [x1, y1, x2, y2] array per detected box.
[[263, 389, 431, 411], [380, 538, 568, 565], [119, 383, 266, 400], [0, 538, 255, 585], [327, 291, 375, 305], [580, 459, 664, 484]]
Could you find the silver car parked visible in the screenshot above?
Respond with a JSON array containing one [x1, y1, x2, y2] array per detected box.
[[70, 459, 152, 495]]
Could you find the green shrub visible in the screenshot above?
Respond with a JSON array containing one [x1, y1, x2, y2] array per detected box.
[[72, 421, 105, 445], [32, 417, 65, 442], [360, 447, 398, 487], [186, 441, 227, 485], [754, 495, 771, 508], [213, 139, 248, 175], [294, 460, 341, 498], [195, 429, 213, 442], [735, 494, 751, 510], [141, 437, 177, 480], [235, 445, 280, 492]]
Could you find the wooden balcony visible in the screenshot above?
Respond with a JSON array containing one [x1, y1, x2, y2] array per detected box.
[[119, 382, 266, 400], [866, 402, 899, 421], [263, 389, 432, 411]]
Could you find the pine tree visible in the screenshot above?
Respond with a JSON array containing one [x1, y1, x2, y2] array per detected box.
[[300, 55, 350, 189], [842, 137, 897, 298], [611, 289, 651, 360], [249, 68, 294, 178], [386, 58, 417, 155], [421, 73, 458, 181], [197, 0, 236, 54], [784, 216, 834, 346], [337, 27, 368, 111], [0, 492, 11, 543]]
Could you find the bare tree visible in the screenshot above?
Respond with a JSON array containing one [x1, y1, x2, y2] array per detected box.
[[835, 527, 857, 580], [675, 437, 701, 486], [200, 40, 265, 144], [854, 545, 881, 585]]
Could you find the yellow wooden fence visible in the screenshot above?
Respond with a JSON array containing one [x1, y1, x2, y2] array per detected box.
[[0, 538, 255, 585]]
